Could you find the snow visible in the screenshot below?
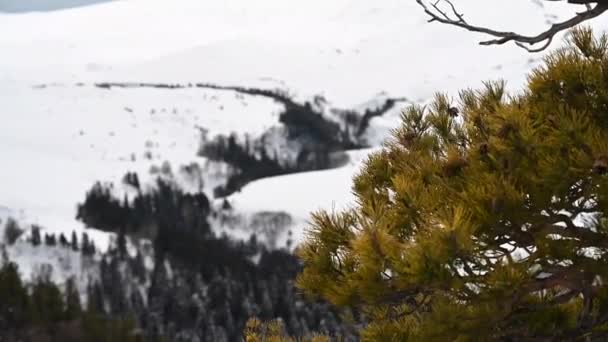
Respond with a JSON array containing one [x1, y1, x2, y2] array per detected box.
[[0, 83, 283, 248], [6, 240, 97, 302], [229, 148, 376, 219], [3, 0, 606, 104], [1, 0, 608, 277], [0, 0, 113, 13], [227, 148, 379, 244]]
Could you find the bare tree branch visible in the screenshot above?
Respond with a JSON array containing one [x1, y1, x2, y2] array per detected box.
[[416, 0, 608, 52]]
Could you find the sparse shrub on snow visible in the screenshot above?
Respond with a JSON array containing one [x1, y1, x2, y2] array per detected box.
[[249, 211, 293, 249]]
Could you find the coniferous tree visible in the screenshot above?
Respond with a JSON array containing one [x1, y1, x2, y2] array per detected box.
[[117, 226, 128, 259], [64, 277, 82, 320], [59, 233, 69, 247], [81, 232, 90, 254], [0, 261, 29, 332], [3, 217, 23, 245], [0, 255, 145, 341], [30, 276, 65, 326], [290, 28, 608, 341], [132, 251, 147, 282], [30, 225, 41, 246], [44, 233, 57, 246], [81, 232, 97, 256], [90, 240, 97, 255], [107, 257, 128, 314], [71, 230, 79, 251], [86, 282, 105, 315]]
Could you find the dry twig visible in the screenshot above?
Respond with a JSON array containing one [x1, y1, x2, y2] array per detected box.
[[416, 0, 608, 52]]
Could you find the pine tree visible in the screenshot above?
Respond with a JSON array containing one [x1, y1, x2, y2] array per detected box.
[[132, 251, 147, 282], [244, 318, 330, 342], [30, 276, 65, 326], [59, 233, 69, 247], [90, 240, 97, 254], [0, 261, 30, 331], [44, 233, 57, 246], [64, 277, 82, 320], [3, 217, 23, 245], [30, 225, 41, 246], [117, 226, 128, 258], [81, 232, 97, 256], [293, 27, 608, 341], [71, 230, 79, 251], [81, 232, 90, 255], [86, 282, 105, 314]]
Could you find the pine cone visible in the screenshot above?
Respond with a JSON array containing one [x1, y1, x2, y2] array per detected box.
[[398, 131, 418, 148], [593, 155, 608, 175], [497, 122, 517, 139], [479, 143, 489, 155], [448, 107, 459, 117]]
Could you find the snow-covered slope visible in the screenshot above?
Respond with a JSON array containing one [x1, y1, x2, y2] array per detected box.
[[229, 148, 375, 219], [2, 0, 608, 281], [3, 0, 608, 103], [225, 148, 378, 244], [0, 83, 282, 244], [0, 0, 112, 13]]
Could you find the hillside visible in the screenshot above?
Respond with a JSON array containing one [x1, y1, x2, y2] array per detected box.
[[2, 0, 608, 340]]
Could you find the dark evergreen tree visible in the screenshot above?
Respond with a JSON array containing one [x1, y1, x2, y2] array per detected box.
[[123, 171, 141, 190], [117, 226, 128, 259], [30, 276, 65, 326], [30, 225, 41, 246], [64, 277, 82, 320], [3, 217, 23, 245], [73, 168, 356, 340], [81, 231, 96, 256], [0, 261, 29, 332], [59, 233, 69, 247], [44, 233, 57, 246], [131, 251, 147, 282], [71, 230, 79, 251], [86, 282, 105, 314]]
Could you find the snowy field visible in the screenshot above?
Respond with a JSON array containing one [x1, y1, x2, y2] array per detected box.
[[2, 0, 608, 281], [3, 0, 605, 102]]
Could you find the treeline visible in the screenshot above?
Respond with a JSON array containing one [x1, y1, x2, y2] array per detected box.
[[27, 225, 97, 256], [73, 174, 359, 341], [77, 178, 211, 238], [199, 133, 293, 197], [92, 81, 406, 146], [0, 257, 146, 342], [199, 96, 406, 197], [84, 240, 357, 341]]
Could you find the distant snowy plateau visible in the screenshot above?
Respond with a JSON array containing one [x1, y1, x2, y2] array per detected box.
[[1, 0, 608, 286]]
